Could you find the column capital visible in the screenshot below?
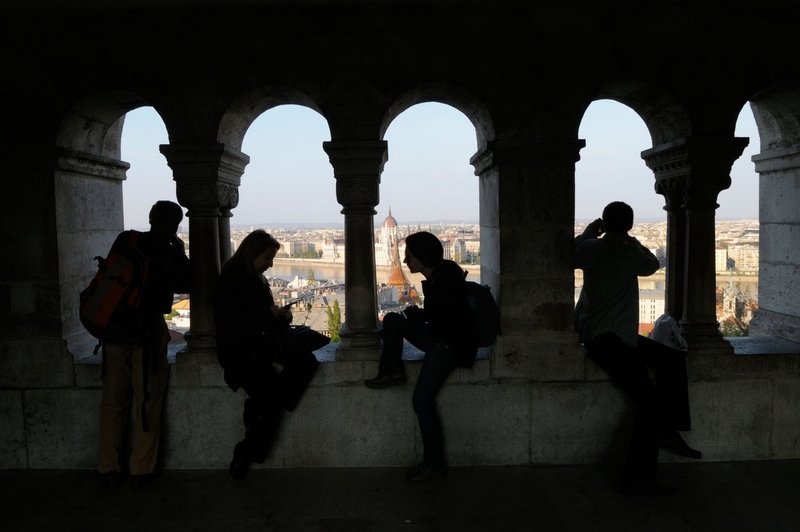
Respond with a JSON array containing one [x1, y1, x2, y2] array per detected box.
[[322, 140, 388, 175], [752, 146, 800, 173], [323, 140, 387, 210], [471, 138, 586, 175], [642, 136, 749, 207], [159, 143, 248, 214], [653, 176, 686, 211], [56, 148, 130, 181]]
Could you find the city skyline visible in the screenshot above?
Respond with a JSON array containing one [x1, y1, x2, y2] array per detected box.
[[121, 101, 761, 230]]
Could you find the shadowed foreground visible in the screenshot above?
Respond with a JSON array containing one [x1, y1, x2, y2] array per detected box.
[[3, 461, 800, 531]]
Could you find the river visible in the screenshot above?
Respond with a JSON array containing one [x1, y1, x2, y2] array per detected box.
[[270, 259, 481, 286]]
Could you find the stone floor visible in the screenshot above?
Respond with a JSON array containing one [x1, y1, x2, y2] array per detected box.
[[3, 459, 800, 531]]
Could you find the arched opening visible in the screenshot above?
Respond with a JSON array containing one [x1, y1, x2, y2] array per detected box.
[[379, 101, 480, 358], [234, 104, 338, 355], [119, 107, 189, 357], [121, 108, 179, 231], [575, 99, 666, 335], [55, 92, 156, 361], [715, 105, 760, 337]]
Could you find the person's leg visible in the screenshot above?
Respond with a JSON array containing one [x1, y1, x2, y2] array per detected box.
[[129, 321, 171, 482], [366, 314, 432, 387], [129, 350, 169, 476], [233, 359, 284, 474], [586, 333, 660, 490], [99, 342, 133, 477], [410, 343, 458, 479], [637, 336, 700, 459], [378, 312, 408, 372], [277, 348, 319, 412], [637, 335, 691, 431]]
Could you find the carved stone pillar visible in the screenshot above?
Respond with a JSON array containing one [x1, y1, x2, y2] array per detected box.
[[218, 181, 239, 263], [748, 146, 800, 342], [159, 143, 248, 356], [642, 146, 688, 320], [648, 138, 748, 354], [471, 138, 586, 380], [323, 140, 387, 360]]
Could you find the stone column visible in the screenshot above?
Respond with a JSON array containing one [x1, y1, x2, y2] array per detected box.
[[323, 140, 386, 360], [218, 181, 239, 263], [748, 146, 800, 342], [642, 146, 688, 320], [159, 143, 248, 357], [471, 138, 586, 380], [656, 138, 748, 354]]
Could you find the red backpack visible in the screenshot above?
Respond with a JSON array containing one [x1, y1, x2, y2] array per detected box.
[[79, 231, 150, 348]]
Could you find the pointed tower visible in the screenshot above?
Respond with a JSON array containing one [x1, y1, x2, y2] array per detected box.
[[387, 225, 410, 292]]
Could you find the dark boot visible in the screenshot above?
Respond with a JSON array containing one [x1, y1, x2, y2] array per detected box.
[[659, 431, 702, 459], [229, 441, 250, 480], [364, 367, 407, 388]]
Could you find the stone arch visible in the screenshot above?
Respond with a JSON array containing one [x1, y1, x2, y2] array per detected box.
[[57, 90, 149, 158], [744, 85, 800, 341], [217, 87, 327, 152], [378, 83, 496, 344], [593, 81, 692, 146], [575, 81, 691, 217], [749, 85, 800, 152], [380, 83, 495, 152], [55, 90, 167, 361]]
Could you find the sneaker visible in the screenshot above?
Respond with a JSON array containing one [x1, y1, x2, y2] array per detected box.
[[406, 463, 447, 482], [364, 368, 407, 389], [659, 431, 702, 459]]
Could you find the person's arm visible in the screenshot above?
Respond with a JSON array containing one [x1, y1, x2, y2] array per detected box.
[[627, 236, 660, 276], [574, 218, 604, 268], [573, 218, 604, 269], [400, 304, 425, 321], [575, 218, 604, 246]]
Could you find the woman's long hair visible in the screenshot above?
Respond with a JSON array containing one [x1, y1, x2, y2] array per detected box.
[[221, 229, 281, 276]]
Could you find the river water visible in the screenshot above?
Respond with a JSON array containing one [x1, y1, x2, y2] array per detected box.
[[269, 260, 481, 286], [270, 262, 757, 300]]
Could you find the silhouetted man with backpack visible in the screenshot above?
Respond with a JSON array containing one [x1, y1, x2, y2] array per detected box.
[[98, 200, 191, 488]]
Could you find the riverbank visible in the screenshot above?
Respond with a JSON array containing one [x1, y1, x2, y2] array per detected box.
[[273, 257, 481, 275]]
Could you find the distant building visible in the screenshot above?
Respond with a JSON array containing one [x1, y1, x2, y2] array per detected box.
[[638, 289, 665, 333], [375, 209, 400, 266], [283, 241, 317, 257], [728, 244, 759, 272], [715, 247, 728, 272], [320, 238, 344, 263], [170, 298, 191, 330]]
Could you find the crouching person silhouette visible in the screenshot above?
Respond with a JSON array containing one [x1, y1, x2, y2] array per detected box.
[[214, 230, 321, 479], [365, 231, 478, 481], [574, 201, 701, 496]]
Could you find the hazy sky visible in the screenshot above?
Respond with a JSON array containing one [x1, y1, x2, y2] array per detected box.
[[121, 100, 760, 229]]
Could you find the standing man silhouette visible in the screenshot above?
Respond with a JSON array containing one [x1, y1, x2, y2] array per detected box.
[[575, 201, 701, 495], [98, 200, 191, 488]]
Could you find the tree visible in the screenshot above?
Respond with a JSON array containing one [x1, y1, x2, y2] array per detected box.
[[327, 299, 341, 342], [720, 316, 748, 337], [307, 269, 316, 287]]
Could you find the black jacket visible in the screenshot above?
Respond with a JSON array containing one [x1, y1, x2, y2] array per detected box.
[[214, 266, 286, 390], [409, 260, 479, 367]]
